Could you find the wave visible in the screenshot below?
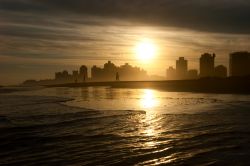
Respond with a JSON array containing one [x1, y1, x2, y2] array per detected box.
[[1, 94, 250, 165]]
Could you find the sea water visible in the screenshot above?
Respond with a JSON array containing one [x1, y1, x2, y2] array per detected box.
[[0, 87, 250, 165]]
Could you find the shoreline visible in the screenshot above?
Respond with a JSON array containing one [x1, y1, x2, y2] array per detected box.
[[0, 86, 43, 94], [0, 87, 24, 94], [47, 77, 250, 94]]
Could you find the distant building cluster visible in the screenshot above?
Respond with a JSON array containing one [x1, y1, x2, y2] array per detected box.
[[166, 53, 228, 80], [91, 61, 147, 81], [166, 56, 200, 80], [54, 61, 148, 83], [167, 51, 250, 80], [55, 65, 88, 83]]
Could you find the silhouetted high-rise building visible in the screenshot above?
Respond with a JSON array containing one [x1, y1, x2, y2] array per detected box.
[[103, 61, 117, 80], [55, 70, 73, 83], [215, 65, 227, 78], [80, 65, 88, 82], [91, 65, 103, 81], [72, 70, 78, 77], [62, 70, 69, 78], [55, 72, 63, 80], [72, 70, 78, 83], [104, 61, 116, 72], [200, 53, 216, 77], [176, 57, 187, 80], [166, 66, 176, 80], [187, 69, 198, 79], [230, 52, 250, 77]]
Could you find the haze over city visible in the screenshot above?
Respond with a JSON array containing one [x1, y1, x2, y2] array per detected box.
[[1, 0, 250, 85]]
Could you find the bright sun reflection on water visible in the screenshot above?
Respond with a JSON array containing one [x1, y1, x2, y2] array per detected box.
[[139, 89, 162, 151], [140, 89, 159, 110]]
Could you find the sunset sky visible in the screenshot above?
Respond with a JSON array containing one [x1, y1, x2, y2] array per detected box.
[[1, 0, 250, 85]]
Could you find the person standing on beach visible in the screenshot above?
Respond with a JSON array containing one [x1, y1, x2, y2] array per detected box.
[[116, 72, 120, 81]]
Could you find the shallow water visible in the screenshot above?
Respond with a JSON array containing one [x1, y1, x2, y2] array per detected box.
[[1, 87, 250, 165]]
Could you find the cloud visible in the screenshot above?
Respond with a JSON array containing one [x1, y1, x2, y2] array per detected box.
[[1, 0, 250, 34], [1, 0, 250, 85]]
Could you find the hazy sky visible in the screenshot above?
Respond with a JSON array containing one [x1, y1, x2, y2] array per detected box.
[[1, 0, 250, 85]]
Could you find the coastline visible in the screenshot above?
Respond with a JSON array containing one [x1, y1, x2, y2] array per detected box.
[[0, 87, 23, 94], [47, 77, 250, 94], [0, 86, 43, 94]]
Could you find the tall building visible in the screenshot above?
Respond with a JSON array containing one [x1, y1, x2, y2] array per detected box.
[[187, 69, 198, 79], [55, 66, 88, 83], [62, 70, 69, 78], [214, 65, 227, 78], [103, 61, 117, 80], [80, 65, 88, 81], [176, 57, 187, 80], [72, 70, 79, 82], [55, 70, 72, 83], [72, 70, 78, 77], [230, 52, 250, 77], [166, 66, 176, 80], [200, 53, 216, 77], [91, 65, 103, 81], [55, 72, 63, 80]]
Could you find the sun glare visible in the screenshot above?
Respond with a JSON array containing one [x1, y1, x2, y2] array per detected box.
[[135, 39, 156, 61], [140, 89, 158, 109]]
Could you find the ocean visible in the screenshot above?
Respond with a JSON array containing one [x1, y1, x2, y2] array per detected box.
[[1, 87, 250, 165]]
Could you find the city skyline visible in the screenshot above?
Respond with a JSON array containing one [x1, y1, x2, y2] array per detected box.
[[1, 0, 250, 85], [22, 51, 250, 86]]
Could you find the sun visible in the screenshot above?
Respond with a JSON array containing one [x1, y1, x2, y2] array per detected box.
[[135, 39, 156, 61]]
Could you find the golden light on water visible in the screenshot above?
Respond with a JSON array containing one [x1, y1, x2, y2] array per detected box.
[[139, 89, 162, 155], [140, 89, 159, 109], [135, 38, 157, 62]]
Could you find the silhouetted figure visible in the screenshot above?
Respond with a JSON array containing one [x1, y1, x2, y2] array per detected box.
[[75, 78, 77, 83], [116, 72, 120, 81]]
